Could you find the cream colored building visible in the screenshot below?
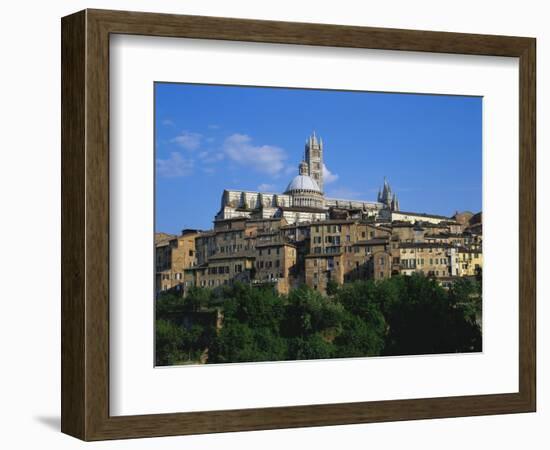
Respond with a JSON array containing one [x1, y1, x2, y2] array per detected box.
[[457, 248, 483, 277], [216, 133, 394, 225], [397, 242, 459, 278]]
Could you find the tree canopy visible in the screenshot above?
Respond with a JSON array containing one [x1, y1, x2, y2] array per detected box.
[[155, 274, 482, 365]]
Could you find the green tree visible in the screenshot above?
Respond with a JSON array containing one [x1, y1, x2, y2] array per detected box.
[[333, 312, 385, 357], [282, 286, 343, 338], [184, 287, 214, 312], [208, 322, 287, 363], [287, 334, 334, 360], [326, 279, 340, 296], [381, 273, 481, 355], [155, 319, 185, 366], [155, 292, 186, 319], [333, 281, 387, 357]]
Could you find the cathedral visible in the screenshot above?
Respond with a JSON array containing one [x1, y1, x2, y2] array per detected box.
[[216, 132, 400, 225]]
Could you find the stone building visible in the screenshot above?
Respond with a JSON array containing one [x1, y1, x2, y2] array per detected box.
[[183, 253, 255, 289], [372, 251, 393, 280], [215, 132, 394, 225], [396, 242, 459, 278], [155, 132, 483, 296], [155, 229, 201, 294], [391, 210, 455, 225], [456, 247, 483, 277], [305, 253, 345, 292], [254, 242, 297, 294]]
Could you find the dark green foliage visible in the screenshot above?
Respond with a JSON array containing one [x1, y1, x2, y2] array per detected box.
[[155, 290, 217, 365], [155, 319, 185, 365], [282, 286, 344, 338], [209, 324, 287, 363], [220, 283, 284, 331], [287, 335, 334, 360], [326, 279, 340, 296], [381, 274, 481, 355], [156, 288, 214, 318], [333, 312, 385, 357], [155, 275, 482, 366]]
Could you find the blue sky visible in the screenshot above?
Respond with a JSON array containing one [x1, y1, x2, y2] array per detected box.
[[155, 83, 482, 234]]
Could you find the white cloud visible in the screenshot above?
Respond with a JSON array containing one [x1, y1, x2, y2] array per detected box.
[[223, 134, 287, 176], [198, 150, 224, 164], [156, 152, 194, 177], [171, 131, 202, 151], [258, 183, 277, 192], [284, 165, 297, 175], [161, 119, 174, 127], [208, 124, 220, 130], [323, 164, 339, 184], [204, 153, 225, 164]]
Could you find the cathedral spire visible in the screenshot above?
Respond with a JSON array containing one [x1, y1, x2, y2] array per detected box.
[[304, 131, 324, 193], [379, 177, 397, 209]]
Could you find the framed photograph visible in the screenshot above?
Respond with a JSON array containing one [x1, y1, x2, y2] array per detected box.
[[61, 9, 536, 441]]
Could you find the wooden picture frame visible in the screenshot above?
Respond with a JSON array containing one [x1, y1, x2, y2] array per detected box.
[[61, 9, 536, 441]]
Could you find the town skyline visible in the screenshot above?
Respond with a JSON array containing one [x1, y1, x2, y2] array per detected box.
[[155, 83, 482, 234]]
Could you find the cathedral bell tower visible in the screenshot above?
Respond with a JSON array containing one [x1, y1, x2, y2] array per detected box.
[[305, 131, 324, 193]]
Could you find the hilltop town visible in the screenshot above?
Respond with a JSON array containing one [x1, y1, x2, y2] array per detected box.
[[156, 132, 482, 297]]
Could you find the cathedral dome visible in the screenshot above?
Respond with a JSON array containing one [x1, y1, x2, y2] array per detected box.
[[285, 175, 321, 194]]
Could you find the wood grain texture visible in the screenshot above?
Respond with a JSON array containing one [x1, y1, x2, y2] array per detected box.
[[60, 8, 537, 441], [61, 10, 86, 439]]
